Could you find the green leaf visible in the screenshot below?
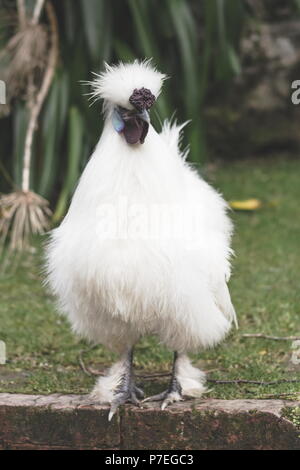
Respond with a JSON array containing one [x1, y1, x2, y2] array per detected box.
[[114, 39, 136, 62], [53, 107, 84, 222], [38, 70, 70, 198], [295, 0, 300, 12], [38, 76, 60, 197], [80, 0, 112, 65], [227, 45, 241, 75], [214, 0, 241, 79], [127, 0, 170, 119], [166, 0, 199, 115]]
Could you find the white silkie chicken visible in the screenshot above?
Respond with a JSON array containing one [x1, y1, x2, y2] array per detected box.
[[46, 60, 237, 421]]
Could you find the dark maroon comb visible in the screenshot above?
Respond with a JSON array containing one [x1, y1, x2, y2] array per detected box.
[[129, 87, 156, 112]]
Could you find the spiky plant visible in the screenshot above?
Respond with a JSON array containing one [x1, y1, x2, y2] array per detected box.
[[0, 0, 58, 250]]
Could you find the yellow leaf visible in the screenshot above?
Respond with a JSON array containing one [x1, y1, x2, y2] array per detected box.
[[229, 198, 262, 211]]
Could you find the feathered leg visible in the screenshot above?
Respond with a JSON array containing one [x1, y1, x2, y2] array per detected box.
[[144, 352, 206, 410], [90, 348, 144, 421]]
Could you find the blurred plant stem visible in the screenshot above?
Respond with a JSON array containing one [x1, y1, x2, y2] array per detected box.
[[22, 0, 58, 193]]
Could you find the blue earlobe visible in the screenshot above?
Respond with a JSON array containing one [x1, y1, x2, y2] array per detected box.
[[112, 108, 125, 133]]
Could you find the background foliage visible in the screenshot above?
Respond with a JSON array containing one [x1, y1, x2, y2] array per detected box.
[[0, 1, 299, 400], [0, 0, 251, 218], [2, 0, 300, 220]]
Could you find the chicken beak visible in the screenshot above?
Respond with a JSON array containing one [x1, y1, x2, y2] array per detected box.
[[135, 109, 150, 144], [112, 107, 150, 145], [138, 109, 150, 124], [123, 111, 149, 145]]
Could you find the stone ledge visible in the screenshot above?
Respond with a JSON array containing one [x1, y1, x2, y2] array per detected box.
[[0, 393, 299, 450]]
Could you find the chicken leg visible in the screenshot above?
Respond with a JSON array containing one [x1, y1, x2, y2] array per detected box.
[[108, 349, 144, 421], [90, 348, 144, 421], [143, 351, 183, 410]]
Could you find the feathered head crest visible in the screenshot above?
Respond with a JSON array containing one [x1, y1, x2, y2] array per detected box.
[[88, 59, 166, 110]]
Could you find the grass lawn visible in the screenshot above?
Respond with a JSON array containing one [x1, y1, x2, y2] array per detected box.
[[0, 155, 299, 400]]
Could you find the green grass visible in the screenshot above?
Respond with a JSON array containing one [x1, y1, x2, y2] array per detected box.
[[0, 156, 299, 399]]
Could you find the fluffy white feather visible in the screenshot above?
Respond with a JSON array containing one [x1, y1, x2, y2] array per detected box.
[[175, 355, 207, 397], [160, 119, 190, 160], [90, 356, 128, 404], [45, 61, 236, 397], [89, 59, 166, 111]]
